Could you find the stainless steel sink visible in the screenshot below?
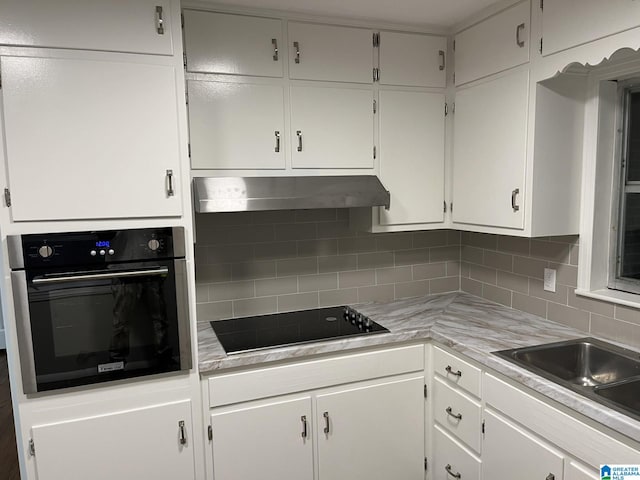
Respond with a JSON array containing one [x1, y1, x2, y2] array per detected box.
[[495, 338, 640, 421]]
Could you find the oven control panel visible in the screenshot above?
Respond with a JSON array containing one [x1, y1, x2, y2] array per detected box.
[[16, 227, 184, 268]]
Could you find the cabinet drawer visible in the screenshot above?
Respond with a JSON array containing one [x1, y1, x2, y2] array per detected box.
[[208, 344, 424, 407], [433, 425, 481, 480], [433, 377, 482, 453], [433, 346, 481, 397], [454, 0, 529, 85], [183, 10, 283, 77]]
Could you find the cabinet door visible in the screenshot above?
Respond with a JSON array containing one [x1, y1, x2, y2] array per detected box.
[[316, 376, 424, 480], [378, 90, 444, 226], [0, 0, 173, 55], [452, 69, 528, 229], [379, 32, 447, 88], [210, 397, 313, 480], [543, 0, 640, 56], [32, 400, 194, 480], [183, 10, 283, 77], [1, 56, 183, 221], [291, 86, 374, 169], [454, 1, 529, 85], [483, 409, 564, 480], [188, 80, 285, 170], [288, 22, 373, 84], [565, 461, 599, 480]]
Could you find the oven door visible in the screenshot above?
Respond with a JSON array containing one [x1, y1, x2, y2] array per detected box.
[[12, 260, 191, 393]]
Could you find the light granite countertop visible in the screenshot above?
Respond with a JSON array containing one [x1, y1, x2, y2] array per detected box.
[[197, 291, 640, 443]]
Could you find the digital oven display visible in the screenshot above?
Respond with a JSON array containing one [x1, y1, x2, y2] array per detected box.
[[95, 241, 111, 248]]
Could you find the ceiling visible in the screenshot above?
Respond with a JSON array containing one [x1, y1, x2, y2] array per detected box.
[[213, 0, 502, 28]]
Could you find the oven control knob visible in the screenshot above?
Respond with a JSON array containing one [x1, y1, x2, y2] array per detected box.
[[148, 239, 161, 251], [90, 250, 97, 257], [99, 250, 106, 256], [108, 249, 115, 256], [38, 245, 54, 258]]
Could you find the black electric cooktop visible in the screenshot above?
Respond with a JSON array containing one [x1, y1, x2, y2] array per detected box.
[[211, 306, 389, 354]]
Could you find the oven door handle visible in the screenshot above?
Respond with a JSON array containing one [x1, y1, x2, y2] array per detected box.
[[31, 267, 169, 285]]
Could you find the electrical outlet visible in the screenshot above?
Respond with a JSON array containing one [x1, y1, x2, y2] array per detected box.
[[544, 268, 557, 293]]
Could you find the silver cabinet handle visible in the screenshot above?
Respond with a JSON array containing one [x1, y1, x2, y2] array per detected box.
[[294, 41, 300, 64], [155, 6, 165, 35], [178, 420, 187, 445], [446, 407, 462, 420], [296, 130, 303, 152], [446, 365, 462, 377], [439, 50, 446, 71], [546, 475, 555, 480], [516, 23, 525, 47], [323, 411, 330, 434], [445, 464, 462, 479], [274, 131, 281, 153], [301, 415, 308, 438], [166, 169, 175, 197], [272, 38, 279, 61], [511, 188, 520, 212]]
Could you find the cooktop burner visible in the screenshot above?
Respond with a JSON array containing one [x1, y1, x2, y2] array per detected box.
[[210, 306, 389, 354]]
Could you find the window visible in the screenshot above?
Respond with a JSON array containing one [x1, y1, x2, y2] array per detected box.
[[611, 83, 640, 294]]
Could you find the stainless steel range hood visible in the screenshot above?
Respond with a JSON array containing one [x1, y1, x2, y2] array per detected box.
[[193, 176, 390, 213]]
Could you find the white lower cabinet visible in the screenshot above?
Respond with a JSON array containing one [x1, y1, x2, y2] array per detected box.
[[316, 376, 425, 480], [483, 408, 564, 480], [210, 396, 313, 480], [31, 400, 195, 480], [205, 345, 425, 480], [565, 461, 599, 480]]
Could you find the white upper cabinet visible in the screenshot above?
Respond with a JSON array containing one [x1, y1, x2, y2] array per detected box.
[[378, 32, 447, 88], [183, 10, 283, 77], [0, 0, 173, 55], [31, 400, 194, 480], [288, 22, 373, 83], [542, 0, 640, 56], [454, 1, 530, 85], [378, 90, 445, 226], [1, 55, 183, 221], [188, 80, 286, 170], [452, 69, 529, 230], [290, 86, 374, 169]]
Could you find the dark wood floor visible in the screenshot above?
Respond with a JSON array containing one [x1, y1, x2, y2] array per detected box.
[[1, 350, 20, 480]]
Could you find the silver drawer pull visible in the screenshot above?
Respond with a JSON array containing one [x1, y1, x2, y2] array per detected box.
[[439, 50, 445, 71], [155, 6, 165, 35], [166, 169, 175, 197], [516, 22, 525, 48], [294, 41, 300, 63], [272, 38, 279, 61], [511, 188, 520, 212], [445, 464, 462, 479], [301, 415, 308, 438], [445, 365, 462, 377], [446, 407, 462, 421], [323, 411, 330, 434], [546, 475, 555, 480]]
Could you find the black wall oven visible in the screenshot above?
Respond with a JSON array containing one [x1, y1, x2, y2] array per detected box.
[[8, 227, 192, 393]]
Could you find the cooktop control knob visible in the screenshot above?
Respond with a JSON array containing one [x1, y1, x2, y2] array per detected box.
[[38, 245, 54, 258], [363, 316, 372, 328], [148, 239, 161, 251]]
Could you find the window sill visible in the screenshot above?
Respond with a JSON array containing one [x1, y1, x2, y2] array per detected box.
[[575, 288, 640, 310]]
